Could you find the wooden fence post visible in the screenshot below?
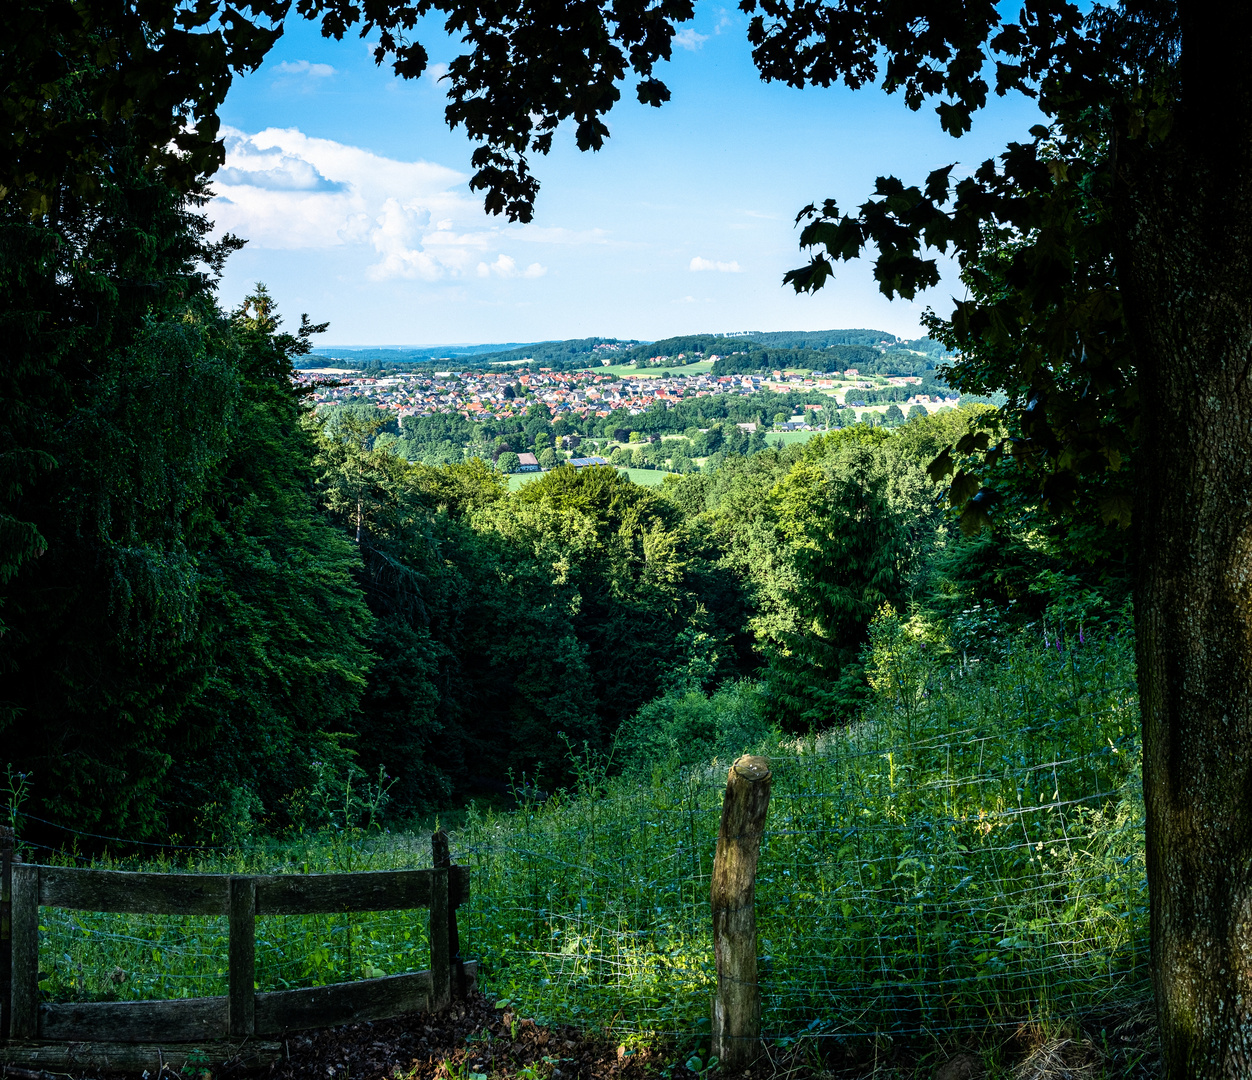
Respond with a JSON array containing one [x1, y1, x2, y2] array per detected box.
[[228, 877, 256, 1038], [429, 831, 451, 1010], [710, 755, 772, 1070], [1, 826, 12, 1042], [431, 829, 465, 1001], [9, 863, 38, 1041]]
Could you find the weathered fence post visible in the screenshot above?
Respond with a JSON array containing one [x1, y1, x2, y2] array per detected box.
[[431, 828, 465, 1001], [9, 863, 38, 1040], [1, 826, 12, 1042], [228, 876, 256, 1038], [710, 755, 772, 1070], [429, 830, 451, 1010]]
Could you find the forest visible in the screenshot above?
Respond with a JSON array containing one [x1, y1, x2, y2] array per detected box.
[[304, 332, 951, 379], [0, 173, 1128, 846], [0, 114, 1123, 849]]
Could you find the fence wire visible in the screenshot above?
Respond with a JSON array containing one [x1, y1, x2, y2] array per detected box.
[[455, 630, 1148, 1041], [29, 629, 1146, 1046]]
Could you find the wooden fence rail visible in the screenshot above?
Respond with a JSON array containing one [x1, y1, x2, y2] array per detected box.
[[0, 828, 476, 1072]]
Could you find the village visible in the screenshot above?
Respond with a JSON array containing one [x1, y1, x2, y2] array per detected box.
[[294, 361, 958, 424]]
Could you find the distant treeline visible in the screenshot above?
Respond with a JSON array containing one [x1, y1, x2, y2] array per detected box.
[[304, 330, 953, 377]]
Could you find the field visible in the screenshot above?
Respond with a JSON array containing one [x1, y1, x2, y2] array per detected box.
[[582, 360, 715, 378], [28, 616, 1148, 1059], [765, 429, 822, 446], [509, 466, 674, 490]]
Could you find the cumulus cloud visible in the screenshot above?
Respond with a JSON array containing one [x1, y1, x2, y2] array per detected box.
[[674, 28, 709, 50], [211, 127, 550, 285], [689, 256, 743, 272], [477, 254, 547, 279], [425, 61, 450, 86], [273, 60, 337, 80]]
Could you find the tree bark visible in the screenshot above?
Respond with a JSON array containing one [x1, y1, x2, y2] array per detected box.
[[1121, 12, 1252, 1070]]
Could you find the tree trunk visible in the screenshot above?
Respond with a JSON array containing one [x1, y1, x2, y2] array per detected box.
[[1121, 16, 1252, 1069]]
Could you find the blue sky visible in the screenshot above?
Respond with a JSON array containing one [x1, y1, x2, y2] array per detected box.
[[213, 5, 1041, 345]]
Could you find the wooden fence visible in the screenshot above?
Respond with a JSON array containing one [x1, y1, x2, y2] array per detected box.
[[0, 828, 476, 1072]]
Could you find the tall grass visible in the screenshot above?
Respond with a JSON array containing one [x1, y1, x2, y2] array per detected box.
[[455, 615, 1146, 1039], [30, 616, 1146, 1046]]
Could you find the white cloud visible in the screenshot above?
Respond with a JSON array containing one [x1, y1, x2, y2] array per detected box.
[[689, 256, 743, 273], [477, 254, 547, 279], [425, 62, 450, 86], [674, 28, 709, 50], [211, 127, 550, 285], [273, 60, 337, 80]]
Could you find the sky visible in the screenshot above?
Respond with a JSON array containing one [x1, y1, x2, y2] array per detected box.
[[213, 6, 1042, 346]]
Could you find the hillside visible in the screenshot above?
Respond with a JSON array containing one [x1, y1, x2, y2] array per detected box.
[[305, 328, 954, 377]]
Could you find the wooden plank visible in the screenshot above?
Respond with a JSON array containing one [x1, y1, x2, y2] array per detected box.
[[710, 755, 772, 1070], [255, 970, 432, 1035], [9, 864, 38, 1040], [39, 996, 226, 1042], [38, 866, 229, 915], [228, 877, 256, 1038], [1, 1039, 281, 1071], [255, 869, 433, 914]]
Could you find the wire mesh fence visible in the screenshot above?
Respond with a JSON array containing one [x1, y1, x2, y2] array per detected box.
[[23, 624, 1147, 1046], [455, 625, 1148, 1041]]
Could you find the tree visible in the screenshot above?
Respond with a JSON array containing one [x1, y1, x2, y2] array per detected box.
[[883, 403, 905, 427], [496, 451, 521, 474]]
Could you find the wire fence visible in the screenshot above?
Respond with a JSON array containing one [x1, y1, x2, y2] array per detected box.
[[25, 625, 1147, 1045], [454, 627, 1148, 1041]]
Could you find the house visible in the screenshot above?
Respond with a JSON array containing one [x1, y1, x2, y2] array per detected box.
[[516, 452, 541, 472], [569, 456, 610, 469]]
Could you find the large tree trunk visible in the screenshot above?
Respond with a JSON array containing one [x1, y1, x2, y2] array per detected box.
[[1122, 14, 1252, 1071]]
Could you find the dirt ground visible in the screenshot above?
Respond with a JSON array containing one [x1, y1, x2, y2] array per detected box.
[[0, 995, 1160, 1080]]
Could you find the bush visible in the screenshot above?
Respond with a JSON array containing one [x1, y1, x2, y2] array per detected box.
[[615, 681, 771, 768]]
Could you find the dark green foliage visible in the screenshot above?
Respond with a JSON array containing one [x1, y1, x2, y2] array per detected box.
[[0, 103, 374, 842]]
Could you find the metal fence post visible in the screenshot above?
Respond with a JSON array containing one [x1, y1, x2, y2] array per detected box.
[[710, 755, 772, 1069]]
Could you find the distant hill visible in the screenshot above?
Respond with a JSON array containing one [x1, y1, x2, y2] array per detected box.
[[304, 329, 953, 376]]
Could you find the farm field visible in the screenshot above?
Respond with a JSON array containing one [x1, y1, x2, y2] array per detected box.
[[582, 360, 715, 378], [766, 429, 822, 446], [508, 466, 674, 490]]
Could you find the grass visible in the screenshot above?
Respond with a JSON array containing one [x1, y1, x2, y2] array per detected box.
[[453, 616, 1146, 1041], [507, 472, 543, 491], [583, 361, 715, 378], [506, 467, 674, 490], [765, 430, 822, 446], [24, 614, 1147, 1054]]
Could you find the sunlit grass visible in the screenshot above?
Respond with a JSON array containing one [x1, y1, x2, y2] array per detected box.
[[31, 622, 1146, 1046]]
